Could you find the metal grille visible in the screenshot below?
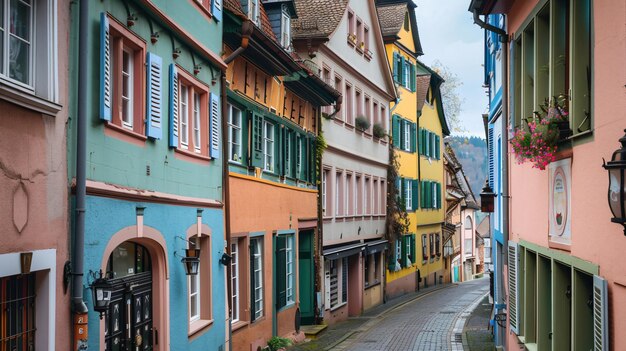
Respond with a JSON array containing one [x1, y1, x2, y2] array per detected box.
[[0, 273, 36, 351]]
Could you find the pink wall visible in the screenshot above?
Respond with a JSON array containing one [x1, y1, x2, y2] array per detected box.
[[505, 0, 626, 349], [0, 0, 71, 347]]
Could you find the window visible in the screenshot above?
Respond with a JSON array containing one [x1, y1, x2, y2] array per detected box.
[[228, 103, 242, 163], [193, 93, 201, 152], [364, 252, 381, 287], [373, 178, 379, 215], [345, 82, 353, 123], [403, 60, 411, 89], [435, 234, 441, 257], [404, 11, 410, 31], [346, 173, 354, 216], [363, 26, 370, 52], [429, 233, 435, 257], [248, 0, 259, 24], [175, 70, 210, 155], [263, 120, 274, 172], [395, 240, 402, 265], [365, 176, 371, 215], [326, 258, 348, 309], [322, 168, 330, 215], [404, 179, 412, 210], [180, 86, 189, 147], [392, 116, 416, 152], [404, 121, 411, 151], [296, 135, 304, 178], [250, 237, 264, 321], [276, 234, 295, 309], [356, 174, 362, 215], [280, 12, 291, 49], [188, 237, 201, 322], [355, 89, 362, 124], [465, 239, 473, 255], [380, 180, 386, 215], [356, 18, 362, 44], [335, 171, 342, 216], [364, 95, 371, 129], [231, 239, 240, 323], [422, 234, 428, 261], [0, 273, 36, 351], [372, 100, 379, 125], [347, 10, 355, 37], [187, 234, 211, 328]]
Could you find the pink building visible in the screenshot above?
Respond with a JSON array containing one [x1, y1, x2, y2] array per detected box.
[[471, 0, 625, 350], [0, 1, 71, 350]]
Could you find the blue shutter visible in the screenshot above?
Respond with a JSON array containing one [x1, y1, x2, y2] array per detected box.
[[488, 124, 494, 188], [99, 13, 112, 121], [435, 135, 440, 159], [436, 182, 442, 209], [425, 131, 430, 157], [392, 115, 401, 148], [400, 55, 406, 87], [168, 64, 179, 148], [410, 123, 416, 153], [209, 92, 220, 158], [392, 52, 399, 83], [410, 64, 416, 92], [146, 53, 163, 139], [418, 128, 423, 155], [211, 0, 223, 21], [411, 179, 418, 210]]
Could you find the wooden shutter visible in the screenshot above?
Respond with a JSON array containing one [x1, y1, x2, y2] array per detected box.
[[436, 182, 442, 209], [146, 52, 163, 139], [209, 92, 220, 158], [410, 235, 416, 264], [399, 119, 406, 150], [400, 55, 406, 87], [392, 115, 401, 148], [168, 64, 179, 148], [420, 180, 425, 208], [508, 241, 520, 334], [211, 0, 222, 21], [400, 235, 408, 268], [488, 124, 494, 188], [392, 52, 399, 83], [276, 236, 287, 309], [411, 179, 418, 211], [418, 127, 423, 154], [251, 113, 264, 168], [410, 64, 416, 92], [410, 123, 417, 153], [99, 13, 112, 121], [435, 135, 440, 159], [593, 275, 609, 351], [425, 131, 430, 157]]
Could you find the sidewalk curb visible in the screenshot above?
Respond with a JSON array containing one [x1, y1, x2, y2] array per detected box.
[[450, 291, 489, 351]]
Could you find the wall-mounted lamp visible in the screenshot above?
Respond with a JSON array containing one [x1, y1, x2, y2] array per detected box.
[[603, 129, 626, 235], [480, 179, 496, 213], [220, 252, 232, 266], [176, 236, 201, 275], [90, 270, 112, 319]]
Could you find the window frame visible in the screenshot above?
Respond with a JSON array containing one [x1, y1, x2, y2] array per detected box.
[[230, 238, 240, 323], [248, 0, 259, 24], [187, 232, 213, 334], [263, 120, 275, 172], [176, 68, 210, 157], [280, 11, 291, 50], [227, 103, 243, 163], [250, 236, 264, 321]]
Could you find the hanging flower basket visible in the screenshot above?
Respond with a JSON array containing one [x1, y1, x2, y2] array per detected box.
[[511, 96, 569, 170]]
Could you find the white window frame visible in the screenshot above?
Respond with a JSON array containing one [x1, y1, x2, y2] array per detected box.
[[280, 12, 291, 50], [230, 239, 240, 323], [263, 120, 274, 172], [285, 235, 294, 304], [404, 121, 411, 151], [403, 60, 411, 89], [322, 169, 327, 214], [188, 237, 200, 322], [228, 103, 242, 163], [180, 84, 189, 148], [193, 92, 201, 153], [248, 0, 259, 24], [251, 237, 264, 320], [121, 48, 133, 129], [405, 179, 412, 210]]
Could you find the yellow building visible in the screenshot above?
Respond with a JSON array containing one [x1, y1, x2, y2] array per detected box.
[[377, 0, 450, 298]]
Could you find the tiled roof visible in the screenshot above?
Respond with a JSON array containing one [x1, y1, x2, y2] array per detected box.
[[224, 0, 277, 41], [376, 3, 406, 38], [292, 0, 348, 39], [224, 0, 246, 18], [416, 74, 430, 112]]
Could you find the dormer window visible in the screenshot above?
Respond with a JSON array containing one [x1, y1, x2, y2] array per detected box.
[[281, 12, 291, 50], [404, 11, 409, 31], [248, 0, 259, 24]]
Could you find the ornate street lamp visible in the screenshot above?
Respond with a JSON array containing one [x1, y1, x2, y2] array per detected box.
[[480, 179, 496, 213], [603, 130, 626, 235], [182, 248, 201, 275], [90, 270, 112, 319]]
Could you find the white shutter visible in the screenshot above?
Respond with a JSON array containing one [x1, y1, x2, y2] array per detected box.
[[593, 275, 609, 351], [209, 92, 220, 158], [168, 64, 179, 148], [100, 13, 112, 121], [508, 241, 520, 334], [146, 53, 163, 139]]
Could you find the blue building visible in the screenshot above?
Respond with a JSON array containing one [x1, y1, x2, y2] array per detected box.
[[68, 0, 228, 349]]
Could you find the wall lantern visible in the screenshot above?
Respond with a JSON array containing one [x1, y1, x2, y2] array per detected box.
[[602, 130, 626, 235], [182, 248, 201, 276], [90, 270, 112, 319], [220, 252, 232, 266], [480, 179, 496, 213]]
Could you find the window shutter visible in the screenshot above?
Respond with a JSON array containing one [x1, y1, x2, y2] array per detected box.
[[427, 181, 432, 208], [420, 180, 425, 208], [593, 275, 609, 351], [488, 124, 494, 188], [251, 113, 264, 168], [410, 123, 417, 153], [410, 64, 416, 92], [168, 64, 179, 148], [400, 235, 408, 268], [387, 243, 397, 271], [303, 133, 310, 182], [250, 242, 257, 320], [509, 41, 515, 129], [418, 128, 423, 155], [410, 235, 416, 264], [392, 115, 401, 148], [209, 92, 220, 158], [397, 177, 404, 206], [211, 0, 222, 22], [411, 179, 418, 211], [146, 52, 163, 139], [399, 120, 406, 150], [310, 136, 317, 184], [436, 182, 442, 209], [400, 55, 406, 86], [508, 241, 520, 334], [435, 135, 440, 159], [392, 52, 399, 83], [424, 131, 430, 157], [99, 13, 112, 121], [276, 236, 287, 309]]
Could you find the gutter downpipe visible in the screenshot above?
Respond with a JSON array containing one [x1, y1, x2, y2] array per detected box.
[[72, 0, 89, 350], [221, 20, 253, 351], [472, 9, 509, 349]]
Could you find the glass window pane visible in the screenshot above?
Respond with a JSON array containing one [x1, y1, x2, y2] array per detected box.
[[8, 37, 28, 84]]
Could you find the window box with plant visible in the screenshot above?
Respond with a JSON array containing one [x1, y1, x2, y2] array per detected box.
[[373, 123, 385, 140], [355, 115, 370, 133], [347, 33, 357, 46], [511, 96, 570, 170]]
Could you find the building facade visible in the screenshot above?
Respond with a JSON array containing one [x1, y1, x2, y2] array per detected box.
[[0, 0, 71, 349], [293, 0, 397, 324], [376, 0, 427, 299], [471, 0, 624, 349], [223, 0, 339, 349], [69, 1, 228, 349]]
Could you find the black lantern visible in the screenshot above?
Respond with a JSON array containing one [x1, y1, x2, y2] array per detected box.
[[480, 179, 496, 213], [602, 130, 626, 235], [182, 248, 201, 275], [220, 252, 232, 266], [90, 270, 112, 319]]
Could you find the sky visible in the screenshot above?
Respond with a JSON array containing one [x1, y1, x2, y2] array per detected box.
[[414, 0, 488, 138]]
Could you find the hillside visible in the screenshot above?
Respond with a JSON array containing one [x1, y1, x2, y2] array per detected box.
[[446, 136, 488, 202]]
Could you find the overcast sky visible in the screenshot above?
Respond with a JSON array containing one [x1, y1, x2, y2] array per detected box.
[[414, 0, 488, 138]]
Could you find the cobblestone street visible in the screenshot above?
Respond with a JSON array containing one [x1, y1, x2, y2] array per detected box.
[[305, 278, 489, 351]]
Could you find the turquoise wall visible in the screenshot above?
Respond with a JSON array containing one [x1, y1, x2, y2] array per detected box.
[[82, 195, 226, 350]]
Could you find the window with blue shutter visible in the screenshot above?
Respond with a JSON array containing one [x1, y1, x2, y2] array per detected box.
[[436, 182, 441, 209], [168, 64, 179, 148], [209, 92, 220, 158], [100, 13, 112, 122], [211, 0, 222, 21], [275, 235, 287, 309], [146, 52, 163, 139], [410, 64, 416, 92], [392, 115, 401, 148], [418, 128, 423, 155]]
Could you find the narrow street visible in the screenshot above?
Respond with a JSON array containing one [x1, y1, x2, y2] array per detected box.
[[336, 279, 489, 351]]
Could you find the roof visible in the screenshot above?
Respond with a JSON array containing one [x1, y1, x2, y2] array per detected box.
[[444, 142, 479, 209], [476, 215, 490, 237], [292, 0, 349, 39], [375, 0, 424, 56], [224, 0, 277, 40]]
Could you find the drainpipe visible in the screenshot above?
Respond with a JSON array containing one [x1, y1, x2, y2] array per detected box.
[[221, 20, 253, 351], [72, 0, 89, 350]]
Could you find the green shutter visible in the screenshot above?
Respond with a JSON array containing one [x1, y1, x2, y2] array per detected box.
[[276, 235, 287, 309], [424, 131, 430, 157], [387, 242, 397, 271], [418, 128, 423, 155], [420, 181, 425, 208], [392, 52, 399, 83], [397, 177, 404, 207], [310, 135, 316, 184], [437, 182, 442, 209], [410, 64, 416, 92], [400, 55, 406, 86], [426, 181, 432, 208], [399, 120, 406, 150], [277, 125, 284, 176], [401, 235, 408, 268], [412, 179, 419, 211], [410, 234, 416, 264], [251, 113, 264, 168], [435, 135, 441, 159], [392, 115, 401, 148], [410, 123, 416, 153]]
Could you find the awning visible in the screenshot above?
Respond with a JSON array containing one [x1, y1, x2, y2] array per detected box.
[[365, 239, 388, 255], [323, 242, 366, 260]]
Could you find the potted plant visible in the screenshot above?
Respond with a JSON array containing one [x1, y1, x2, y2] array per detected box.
[[267, 336, 292, 351], [355, 115, 370, 132], [373, 122, 385, 139], [347, 33, 357, 45], [511, 96, 569, 170]]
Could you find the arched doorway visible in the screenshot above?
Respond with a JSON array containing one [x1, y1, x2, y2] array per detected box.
[[105, 242, 154, 351]]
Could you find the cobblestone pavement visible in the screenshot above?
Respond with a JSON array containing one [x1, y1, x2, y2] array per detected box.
[[338, 278, 489, 351]]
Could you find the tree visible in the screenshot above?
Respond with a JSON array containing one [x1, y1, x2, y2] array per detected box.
[[431, 60, 466, 134]]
